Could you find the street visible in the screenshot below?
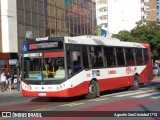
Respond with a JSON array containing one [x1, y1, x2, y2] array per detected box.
[[0, 78, 160, 120]]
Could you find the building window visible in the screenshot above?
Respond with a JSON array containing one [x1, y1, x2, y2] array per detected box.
[[25, 0, 31, 11], [17, 0, 24, 9], [18, 10, 24, 24], [18, 24, 25, 37]]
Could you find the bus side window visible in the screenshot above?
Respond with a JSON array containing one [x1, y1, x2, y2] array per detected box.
[[104, 47, 115, 67], [143, 48, 149, 64], [116, 47, 125, 66], [90, 46, 103, 68], [125, 48, 135, 66], [135, 48, 143, 65], [82, 46, 89, 68]]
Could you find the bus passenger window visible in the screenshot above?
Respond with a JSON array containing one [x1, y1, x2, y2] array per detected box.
[[143, 49, 149, 64], [104, 47, 116, 67], [135, 49, 143, 65], [125, 48, 135, 66], [90, 46, 103, 68], [116, 48, 125, 66]]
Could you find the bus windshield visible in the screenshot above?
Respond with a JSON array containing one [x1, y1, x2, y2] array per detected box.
[[23, 52, 65, 81]]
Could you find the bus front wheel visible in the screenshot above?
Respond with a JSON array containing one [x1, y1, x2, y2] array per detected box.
[[85, 80, 98, 99], [130, 75, 140, 90]]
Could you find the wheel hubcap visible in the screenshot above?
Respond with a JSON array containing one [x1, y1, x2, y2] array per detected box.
[[89, 84, 95, 94]]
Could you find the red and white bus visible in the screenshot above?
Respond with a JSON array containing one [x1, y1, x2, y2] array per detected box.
[[22, 36, 153, 99]]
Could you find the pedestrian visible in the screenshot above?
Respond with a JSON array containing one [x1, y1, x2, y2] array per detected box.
[[6, 72, 12, 91], [18, 70, 22, 91], [1, 70, 7, 92], [11, 71, 15, 89]]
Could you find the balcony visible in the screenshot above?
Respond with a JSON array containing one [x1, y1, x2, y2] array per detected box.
[[96, 11, 108, 17], [96, 4, 107, 9], [97, 19, 108, 25]]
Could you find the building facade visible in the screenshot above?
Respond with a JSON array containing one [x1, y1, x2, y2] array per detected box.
[[145, 0, 158, 21], [158, 0, 160, 21], [96, 0, 108, 31], [0, 0, 96, 73]]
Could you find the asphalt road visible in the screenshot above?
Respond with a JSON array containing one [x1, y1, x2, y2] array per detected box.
[[0, 78, 160, 120]]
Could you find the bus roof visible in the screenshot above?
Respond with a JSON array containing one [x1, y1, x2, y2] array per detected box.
[[27, 36, 148, 48], [64, 35, 146, 48]]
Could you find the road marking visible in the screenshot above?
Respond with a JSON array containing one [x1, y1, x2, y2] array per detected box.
[[30, 108, 53, 111], [0, 117, 5, 120], [113, 90, 155, 97], [101, 90, 142, 98], [151, 96, 160, 99], [60, 103, 84, 107], [132, 92, 160, 98], [87, 98, 108, 102]]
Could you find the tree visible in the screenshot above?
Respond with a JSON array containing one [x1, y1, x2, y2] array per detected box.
[[112, 30, 132, 41], [112, 20, 160, 58]]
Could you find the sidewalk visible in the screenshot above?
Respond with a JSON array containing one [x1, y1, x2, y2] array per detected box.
[[0, 89, 21, 95], [0, 83, 21, 95], [153, 76, 160, 81]]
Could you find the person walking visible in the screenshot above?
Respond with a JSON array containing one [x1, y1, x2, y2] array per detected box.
[[11, 71, 15, 89], [18, 71, 22, 91], [6, 72, 12, 91], [1, 70, 7, 92]]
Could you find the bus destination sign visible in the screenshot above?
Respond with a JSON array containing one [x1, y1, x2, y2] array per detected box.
[[29, 42, 58, 50]]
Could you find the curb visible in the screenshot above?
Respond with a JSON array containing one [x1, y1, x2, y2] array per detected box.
[[0, 90, 21, 95], [150, 86, 160, 90]]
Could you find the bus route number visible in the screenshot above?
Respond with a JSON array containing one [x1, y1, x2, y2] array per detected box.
[[126, 67, 132, 74]]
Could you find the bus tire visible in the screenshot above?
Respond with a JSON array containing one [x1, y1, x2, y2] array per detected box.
[[85, 80, 98, 99], [130, 75, 140, 90]]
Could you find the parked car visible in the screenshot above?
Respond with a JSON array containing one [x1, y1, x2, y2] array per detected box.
[[153, 66, 160, 76]]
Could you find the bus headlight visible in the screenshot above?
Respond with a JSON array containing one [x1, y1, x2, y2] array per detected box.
[[22, 82, 32, 91]]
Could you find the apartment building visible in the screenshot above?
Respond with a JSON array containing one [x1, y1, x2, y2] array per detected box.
[[145, 0, 158, 21]]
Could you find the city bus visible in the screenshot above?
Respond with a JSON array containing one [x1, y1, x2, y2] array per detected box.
[[22, 36, 153, 99]]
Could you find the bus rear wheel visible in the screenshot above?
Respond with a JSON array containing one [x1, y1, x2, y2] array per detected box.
[[130, 75, 140, 90], [85, 80, 98, 99]]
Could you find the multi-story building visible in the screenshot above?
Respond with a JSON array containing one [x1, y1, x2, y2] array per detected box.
[[0, 0, 96, 73], [158, 0, 160, 21], [145, 0, 158, 21], [96, 0, 108, 32]]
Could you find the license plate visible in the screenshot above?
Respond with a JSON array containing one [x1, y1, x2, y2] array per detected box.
[[38, 92, 46, 96]]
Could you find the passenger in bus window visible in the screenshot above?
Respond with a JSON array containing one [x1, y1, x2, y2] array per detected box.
[[137, 57, 142, 65]]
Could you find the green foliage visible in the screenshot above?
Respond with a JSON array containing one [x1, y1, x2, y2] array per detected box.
[[112, 20, 160, 58]]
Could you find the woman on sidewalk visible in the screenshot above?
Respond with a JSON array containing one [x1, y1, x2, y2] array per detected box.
[[6, 72, 12, 91], [1, 70, 7, 92]]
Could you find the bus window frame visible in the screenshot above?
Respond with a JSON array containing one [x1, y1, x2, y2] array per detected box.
[[65, 44, 83, 78]]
